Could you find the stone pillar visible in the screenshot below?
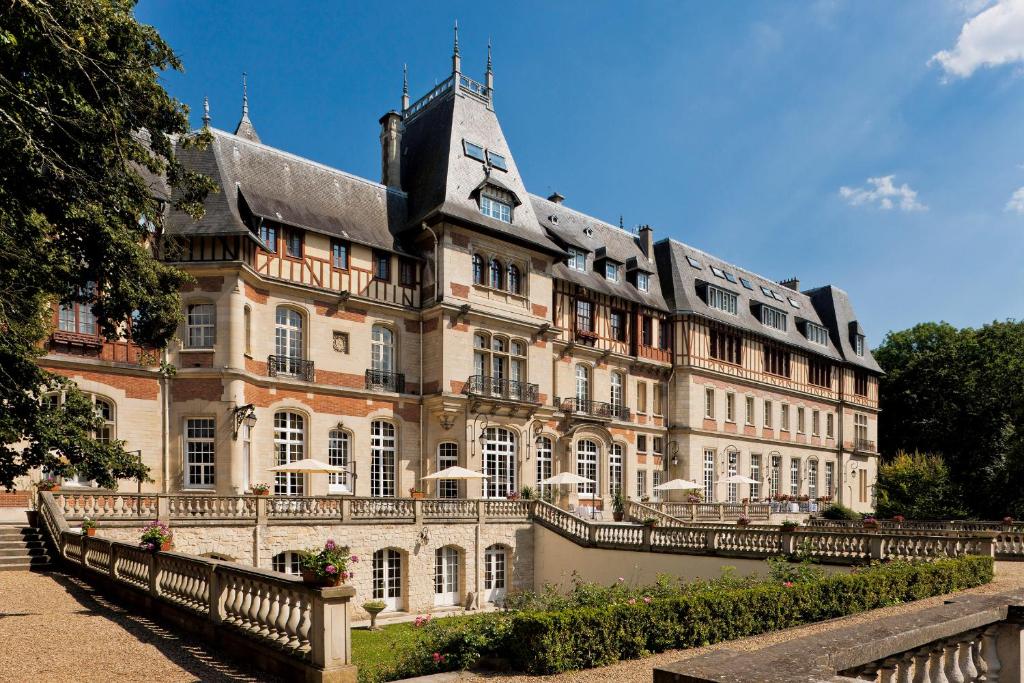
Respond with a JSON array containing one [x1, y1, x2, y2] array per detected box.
[[307, 585, 358, 682], [225, 274, 248, 495]]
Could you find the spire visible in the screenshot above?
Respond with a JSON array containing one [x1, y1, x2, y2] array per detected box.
[[401, 63, 409, 110], [485, 38, 493, 92], [619, 215, 624, 229], [202, 96, 210, 128], [452, 20, 461, 74], [234, 71, 261, 143]]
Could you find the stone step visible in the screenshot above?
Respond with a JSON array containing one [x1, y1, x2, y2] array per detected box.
[[0, 556, 51, 571], [0, 528, 40, 538], [0, 539, 45, 549], [0, 546, 48, 559]]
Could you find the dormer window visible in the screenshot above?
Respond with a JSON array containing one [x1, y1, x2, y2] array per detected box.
[[706, 285, 738, 315], [486, 150, 508, 171], [480, 193, 512, 223], [710, 266, 725, 278], [463, 140, 485, 162], [568, 248, 586, 271], [605, 263, 619, 282], [854, 334, 865, 356], [637, 272, 649, 292], [805, 321, 829, 346], [259, 222, 277, 253], [760, 305, 787, 331]]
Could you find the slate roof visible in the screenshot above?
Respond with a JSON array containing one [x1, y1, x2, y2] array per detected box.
[[165, 128, 412, 255], [654, 238, 847, 362], [534, 195, 669, 312], [805, 285, 883, 373]]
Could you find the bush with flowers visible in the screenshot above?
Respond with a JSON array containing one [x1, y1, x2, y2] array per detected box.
[[299, 539, 358, 586], [140, 521, 172, 552]]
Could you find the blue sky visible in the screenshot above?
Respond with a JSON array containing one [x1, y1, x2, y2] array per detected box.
[[137, 1, 1024, 342]]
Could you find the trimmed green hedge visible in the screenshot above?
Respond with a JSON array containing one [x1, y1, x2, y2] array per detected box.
[[375, 556, 992, 681]]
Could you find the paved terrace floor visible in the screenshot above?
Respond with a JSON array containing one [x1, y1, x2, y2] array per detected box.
[[2, 563, 1023, 683]]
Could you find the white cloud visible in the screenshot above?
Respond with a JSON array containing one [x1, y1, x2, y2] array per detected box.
[[930, 0, 1024, 78], [839, 175, 927, 211], [1006, 186, 1024, 212]]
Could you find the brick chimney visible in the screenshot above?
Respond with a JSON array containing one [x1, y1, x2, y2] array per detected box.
[[378, 111, 402, 190], [779, 277, 800, 291], [638, 224, 654, 258], [548, 192, 565, 205]]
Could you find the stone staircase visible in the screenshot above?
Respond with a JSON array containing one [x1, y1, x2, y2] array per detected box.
[[0, 525, 52, 571]]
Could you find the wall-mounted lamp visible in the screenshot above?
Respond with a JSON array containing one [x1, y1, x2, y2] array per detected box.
[[232, 403, 257, 440]]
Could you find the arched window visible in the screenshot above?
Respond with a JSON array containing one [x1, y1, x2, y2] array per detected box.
[[328, 430, 350, 493], [489, 258, 503, 290], [575, 364, 590, 408], [482, 427, 516, 498], [274, 411, 305, 496], [371, 421, 396, 498], [372, 549, 402, 611], [507, 264, 521, 294], [576, 440, 598, 496], [186, 303, 215, 349], [609, 443, 624, 496], [371, 325, 394, 373], [274, 307, 304, 375], [437, 442, 459, 499], [472, 254, 485, 285], [483, 544, 507, 604], [272, 551, 302, 576], [536, 436, 552, 499], [434, 546, 460, 606], [473, 335, 527, 398]]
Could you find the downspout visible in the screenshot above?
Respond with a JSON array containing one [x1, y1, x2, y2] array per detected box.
[[161, 348, 170, 493]]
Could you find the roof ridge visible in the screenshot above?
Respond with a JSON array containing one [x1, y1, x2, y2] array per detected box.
[[206, 127, 408, 198]]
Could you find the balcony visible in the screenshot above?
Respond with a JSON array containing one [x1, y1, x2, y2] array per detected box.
[[561, 397, 631, 422], [466, 375, 540, 404], [854, 437, 876, 454], [267, 355, 314, 382], [365, 368, 405, 393]]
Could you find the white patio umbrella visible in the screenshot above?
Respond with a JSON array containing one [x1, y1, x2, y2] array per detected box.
[[720, 474, 760, 485], [267, 458, 346, 473], [539, 472, 595, 486], [421, 466, 490, 480], [653, 478, 702, 491]]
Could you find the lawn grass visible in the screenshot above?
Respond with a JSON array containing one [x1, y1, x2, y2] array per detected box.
[[351, 622, 428, 682]]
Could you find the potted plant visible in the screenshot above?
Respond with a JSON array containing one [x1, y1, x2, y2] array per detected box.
[[520, 486, 534, 501], [409, 487, 425, 500], [140, 521, 172, 552], [641, 517, 658, 529], [687, 493, 702, 504], [506, 491, 520, 501], [1003, 516, 1014, 527], [780, 520, 799, 532], [612, 492, 626, 522], [862, 515, 879, 530], [892, 514, 905, 526], [736, 515, 751, 527], [250, 482, 271, 496], [362, 600, 387, 630], [81, 517, 97, 537], [299, 539, 359, 587], [37, 477, 60, 492]]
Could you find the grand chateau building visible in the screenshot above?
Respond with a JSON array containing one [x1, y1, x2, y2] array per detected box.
[[36, 40, 882, 519]]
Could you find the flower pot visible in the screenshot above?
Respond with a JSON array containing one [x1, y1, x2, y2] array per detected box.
[[84, 528, 96, 537], [301, 569, 343, 587], [365, 606, 385, 630], [252, 490, 270, 496], [24, 510, 38, 527], [159, 540, 172, 551], [613, 511, 625, 522], [410, 492, 425, 500]]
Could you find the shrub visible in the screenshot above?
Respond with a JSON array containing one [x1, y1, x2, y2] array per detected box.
[[821, 503, 860, 520], [300, 539, 358, 582]]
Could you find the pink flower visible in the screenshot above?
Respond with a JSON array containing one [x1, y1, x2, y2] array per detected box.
[[643, 596, 652, 604], [340, 572, 348, 580], [325, 539, 337, 551], [350, 555, 360, 563], [617, 577, 625, 583], [628, 598, 636, 605], [325, 564, 338, 575], [432, 652, 445, 664], [783, 581, 793, 588]]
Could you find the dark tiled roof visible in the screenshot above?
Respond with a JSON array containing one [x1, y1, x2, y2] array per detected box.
[[533, 195, 669, 312], [805, 285, 883, 373], [166, 129, 411, 255]]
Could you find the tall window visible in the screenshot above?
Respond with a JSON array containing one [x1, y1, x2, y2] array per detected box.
[[58, 283, 97, 335], [641, 316, 653, 346], [536, 437, 552, 498], [764, 400, 773, 428], [781, 404, 790, 431], [727, 450, 738, 503], [274, 307, 303, 371], [273, 412, 304, 496], [636, 470, 647, 498], [259, 222, 277, 252], [707, 285, 738, 315], [437, 442, 459, 499], [243, 305, 252, 355], [489, 258, 503, 289], [434, 546, 459, 606], [826, 413, 835, 439], [808, 460, 818, 499], [331, 240, 349, 269], [328, 430, 350, 493], [637, 272, 649, 292], [637, 382, 647, 413], [854, 413, 869, 446], [568, 247, 585, 271], [480, 194, 512, 223], [652, 470, 663, 500], [658, 318, 669, 349], [709, 328, 742, 364], [576, 440, 598, 496], [609, 443, 623, 496], [809, 359, 832, 388], [610, 372, 624, 410], [825, 461, 835, 497], [859, 469, 868, 503], [575, 364, 590, 406], [653, 384, 663, 415], [745, 396, 755, 426], [472, 254, 485, 285], [184, 417, 216, 489], [284, 229, 303, 258], [749, 454, 761, 500], [854, 334, 865, 356], [373, 251, 391, 281], [763, 346, 791, 377], [610, 311, 626, 341], [854, 371, 869, 397], [703, 449, 716, 502], [704, 387, 715, 419], [186, 303, 215, 349], [770, 455, 781, 497], [372, 549, 402, 610], [605, 262, 619, 282], [399, 258, 417, 287], [797, 407, 806, 434], [371, 421, 396, 497], [371, 325, 394, 373], [507, 264, 521, 294], [725, 393, 736, 422], [482, 427, 516, 498], [575, 300, 593, 333], [790, 458, 800, 496], [483, 545, 507, 602], [812, 410, 820, 436]]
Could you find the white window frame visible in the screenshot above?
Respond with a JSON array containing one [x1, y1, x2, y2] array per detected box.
[[274, 411, 305, 496], [764, 400, 773, 429], [749, 454, 761, 500], [483, 545, 507, 603], [806, 322, 829, 346], [371, 325, 395, 373], [790, 458, 800, 496], [568, 248, 586, 271], [186, 303, 215, 349], [605, 262, 619, 282], [760, 305, 787, 331], [536, 437, 553, 498], [704, 387, 715, 419], [184, 417, 216, 489], [371, 421, 396, 498], [825, 461, 835, 497], [636, 470, 647, 498], [328, 430, 351, 494], [636, 272, 649, 292], [480, 194, 512, 223], [854, 334, 865, 356], [609, 443, 623, 496], [808, 460, 818, 499], [576, 439, 598, 496], [745, 396, 755, 426], [372, 549, 402, 611], [703, 449, 716, 502], [707, 285, 738, 315], [437, 442, 459, 499], [482, 427, 516, 498], [434, 546, 460, 606], [725, 392, 736, 423], [727, 450, 738, 503], [272, 551, 302, 576]]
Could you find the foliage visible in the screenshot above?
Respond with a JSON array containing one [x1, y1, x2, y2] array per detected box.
[[362, 600, 387, 612], [641, 517, 658, 528], [519, 486, 534, 500], [249, 482, 270, 494], [612, 492, 625, 514], [875, 451, 966, 519], [139, 521, 171, 550], [300, 539, 358, 580], [352, 621, 428, 683], [779, 520, 799, 531], [80, 516, 96, 531], [0, 0, 216, 490], [35, 477, 59, 491], [875, 321, 1024, 518], [822, 503, 861, 520]]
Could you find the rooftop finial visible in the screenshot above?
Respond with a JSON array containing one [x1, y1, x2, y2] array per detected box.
[[234, 71, 261, 143], [242, 71, 249, 117], [454, 20, 460, 55], [619, 215, 624, 229], [452, 20, 461, 74], [487, 38, 492, 72], [202, 96, 210, 128], [485, 37, 494, 93], [401, 63, 409, 110]]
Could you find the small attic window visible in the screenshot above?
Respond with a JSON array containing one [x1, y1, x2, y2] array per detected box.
[[583, 227, 594, 237], [686, 256, 701, 269], [724, 272, 738, 284], [760, 285, 775, 297], [710, 266, 725, 278], [637, 272, 649, 292], [487, 150, 508, 171], [788, 297, 800, 309], [464, 140, 485, 162], [854, 334, 865, 356], [480, 194, 512, 223], [739, 277, 753, 290]]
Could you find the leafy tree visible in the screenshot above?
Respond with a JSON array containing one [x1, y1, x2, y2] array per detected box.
[[875, 451, 965, 519], [0, 1, 216, 489], [876, 321, 1024, 518]]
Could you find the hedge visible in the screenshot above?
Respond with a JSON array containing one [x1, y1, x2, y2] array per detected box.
[[380, 556, 993, 680]]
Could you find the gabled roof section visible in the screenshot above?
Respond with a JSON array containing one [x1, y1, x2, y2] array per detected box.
[[654, 239, 845, 361], [165, 129, 411, 255], [805, 285, 883, 373], [534, 195, 668, 311]]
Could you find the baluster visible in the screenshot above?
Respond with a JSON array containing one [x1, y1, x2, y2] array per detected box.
[[961, 632, 979, 680], [946, 638, 966, 683], [297, 596, 312, 656], [284, 589, 303, 651], [266, 584, 283, 641], [980, 625, 1001, 682], [238, 578, 254, 629], [912, 647, 931, 683], [275, 587, 293, 646], [256, 582, 272, 638], [247, 578, 263, 633]]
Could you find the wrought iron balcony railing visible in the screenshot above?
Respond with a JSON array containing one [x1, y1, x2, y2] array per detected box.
[[267, 355, 314, 382], [365, 368, 405, 393], [854, 438, 876, 453], [466, 375, 540, 404], [560, 397, 631, 421]]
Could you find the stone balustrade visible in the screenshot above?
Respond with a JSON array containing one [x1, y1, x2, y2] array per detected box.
[[38, 492, 357, 682], [655, 592, 1024, 682], [646, 501, 772, 521], [807, 518, 1024, 559]]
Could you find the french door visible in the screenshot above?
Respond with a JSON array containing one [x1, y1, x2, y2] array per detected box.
[[482, 427, 516, 498], [434, 547, 459, 607], [372, 549, 402, 611], [483, 545, 507, 604]]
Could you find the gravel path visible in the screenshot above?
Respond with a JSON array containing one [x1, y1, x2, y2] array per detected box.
[[0, 569, 277, 683], [479, 562, 1024, 683]]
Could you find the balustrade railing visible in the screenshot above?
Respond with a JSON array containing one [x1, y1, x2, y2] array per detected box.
[[560, 397, 631, 421], [364, 368, 405, 393], [55, 493, 158, 520], [645, 501, 771, 522], [466, 375, 540, 403], [268, 354, 315, 382], [348, 497, 415, 520], [267, 496, 343, 520], [168, 495, 256, 520]]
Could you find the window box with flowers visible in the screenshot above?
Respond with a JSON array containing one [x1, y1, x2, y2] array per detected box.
[[409, 487, 425, 500], [250, 483, 271, 496], [736, 515, 751, 527], [862, 516, 879, 530], [300, 539, 359, 587], [140, 521, 172, 552]]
